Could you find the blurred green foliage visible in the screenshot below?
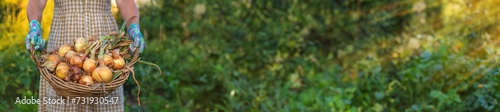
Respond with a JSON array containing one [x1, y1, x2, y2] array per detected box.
[[3, 0, 500, 111]]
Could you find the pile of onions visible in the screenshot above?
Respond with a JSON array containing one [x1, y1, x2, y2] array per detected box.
[[42, 36, 134, 86]]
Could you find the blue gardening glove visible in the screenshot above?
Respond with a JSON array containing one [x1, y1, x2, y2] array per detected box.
[[127, 23, 145, 53], [25, 20, 46, 51]]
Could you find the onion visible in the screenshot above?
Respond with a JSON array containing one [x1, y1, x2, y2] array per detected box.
[[74, 37, 87, 53], [44, 54, 60, 71], [70, 66, 82, 81], [83, 40, 99, 74], [92, 42, 114, 83], [111, 49, 120, 59], [70, 56, 83, 68], [55, 62, 70, 80], [104, 54, 113, 66], [112, 57, 125, 70], [92, 58, 113, 83], [44, 62, 59, 72], [92, 67, 113, 83], [92, 39, 114, 83], [78, 75, 94, 86], [82, 59, 97, 74], [58, 44, 73, 57], [47, 54, 60, 62], [64, 50, 77, 62]]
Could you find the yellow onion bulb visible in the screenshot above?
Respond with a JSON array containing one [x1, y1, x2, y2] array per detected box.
[[92, 66, 113, 83], [64, 50, 77, 62], [47, 54, 60, 62], [58, 44, 73, 57], [104, 54, 113, 66], [70, 56, 83, 68], [55, 62, 70, 80], [111, 49, 120, 59], [44, 54, 61, 71], [112, 57, 125, 70], [82, 59, 97, 74], [44, 61, 58, 72], [79, 75, 94, 85], [74, 37, 86, 53]]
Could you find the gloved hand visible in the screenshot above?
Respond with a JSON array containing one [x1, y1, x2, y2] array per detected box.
[[127, 23, 145, 53], [25, 20, 46, 51]]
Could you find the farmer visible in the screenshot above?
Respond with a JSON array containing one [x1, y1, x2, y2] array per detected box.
[[24, 0, 145, 111]]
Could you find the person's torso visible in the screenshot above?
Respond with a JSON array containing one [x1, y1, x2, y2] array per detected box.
[[47, 0, 118, 52]]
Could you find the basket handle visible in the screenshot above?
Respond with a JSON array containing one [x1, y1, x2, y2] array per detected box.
[[125, 47, 141, 68], [122, 46, 142, 106], [29, 45, 42, 68]]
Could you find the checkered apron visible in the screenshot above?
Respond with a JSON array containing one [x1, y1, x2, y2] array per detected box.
[[39, 0, 124, 111]]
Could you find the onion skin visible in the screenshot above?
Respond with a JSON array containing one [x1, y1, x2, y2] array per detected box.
[[44, 54, 60, 71], [92, 66, 113, 83], [55, 63, 70, 80], [64, 50, 77, 62], [82, 59, 97, 74], [47, 54, 60, 62], [70, 56, 83, 68], [70, 66, 82, 81], [112, 57, 125, 70], [74, 37, 87, 53], [104, 54, 113, 66], [92, 58, 113, 83], [58, 44, 73, 57], [111, 49, 120, 59], [44, 61, 58, 72], [78, 75, 94, 86]]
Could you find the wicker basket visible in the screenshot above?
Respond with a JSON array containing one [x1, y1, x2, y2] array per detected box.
[[30, 46, 140, 98]]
